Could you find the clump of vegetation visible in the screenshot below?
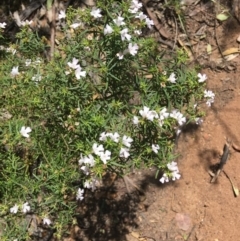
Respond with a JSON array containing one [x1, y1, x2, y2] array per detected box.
[[0, 0, 213, 239]]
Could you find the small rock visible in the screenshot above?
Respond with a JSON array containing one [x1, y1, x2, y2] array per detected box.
[[175, 213, 192, 231]]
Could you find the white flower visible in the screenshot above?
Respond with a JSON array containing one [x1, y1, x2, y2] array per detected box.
[[68, 57, 80, 69], [79, 154, 86, 165], [206, 99, 214, 107], [116, 52, 124, 60], [145, 17, 154, 29], [80, 165, 90, 175], [167, 161, 179, 172], [172, 171, 181, 181], [43, 217, 52, 226], [147, 110, 158, 121], [90, 7, 102, 19], [100, 150, 111, 164], [204, 90, 215, 99], [113, 16, 125, 26], [129, 0, 142, 13], [197, 73, 207, 83], [195, 117, 203, 125], [76, 188, 84, 201], [204, 90, 215, 107], [104, 24, 113, 35], [135, 12, 147, 21], [25, 59, 31, 66], [139, 106, 158, 121], [132, 116, 139, 125], [84, 177, 99, 191], [170, 110, 186, 126], [119, 147, 130, 158], [0, 22, 6, 28], [158, 119, 164, 127], [22, 202, 30, 213], [32, 75, 42, 82], [20, 126, 32, 138], [128, 43, 139, 56], [86, 154, 95, 166], [122, 135, 133, 148], [170, 110, 179, 119], [159, 107, 169, 120], [159, 173, 169, 183], [70, 23, 81, 29], [75, 66, 86, 79], [10, 204, 19, 214], [84, 180, 92, 189], [152, 144, 160, 154], [166, 161, 181, 181], [120, 28, 131, 41], [6, 46, 16, 55], [59, 10, 66, 19], [108, 132, 120, 143], [176, 128, 181, 136], [134, 29, 142, 35], [79, 154, 95, 167], [99, 132, 108, 141], [139, 106, 150, 119], [34, 57, 42, 65], [11, 66, 19, 77], [168, 73, 176, 83], [92, 143, 104, 156]]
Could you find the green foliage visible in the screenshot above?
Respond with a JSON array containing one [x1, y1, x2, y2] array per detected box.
[[0, 0, 208, 239]]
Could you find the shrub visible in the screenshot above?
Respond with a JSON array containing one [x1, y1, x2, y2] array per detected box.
[[0, 0, 212, 239]]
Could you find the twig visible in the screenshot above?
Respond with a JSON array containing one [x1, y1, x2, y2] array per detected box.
[[172, 14, 178, 50], [50, 0, 56, 60], [210, 141, 230, 183], [158, 37, 174, 48], [223, 170, 239, 197], [214, 18, 224, 59]]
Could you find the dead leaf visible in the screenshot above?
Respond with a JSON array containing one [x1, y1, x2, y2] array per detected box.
[[178, 38, 194, 60], [222, 48, 240, 56], [131, 232, 140, 238], [207, 44, 212, 55], [224, 53, 239, 61], [216, 13, 229, 21]]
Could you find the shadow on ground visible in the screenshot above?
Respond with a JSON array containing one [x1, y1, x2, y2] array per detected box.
[[71, 171, 168, 241]]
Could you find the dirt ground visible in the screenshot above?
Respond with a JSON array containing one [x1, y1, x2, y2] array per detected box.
[[70, 1, 240, 241]]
